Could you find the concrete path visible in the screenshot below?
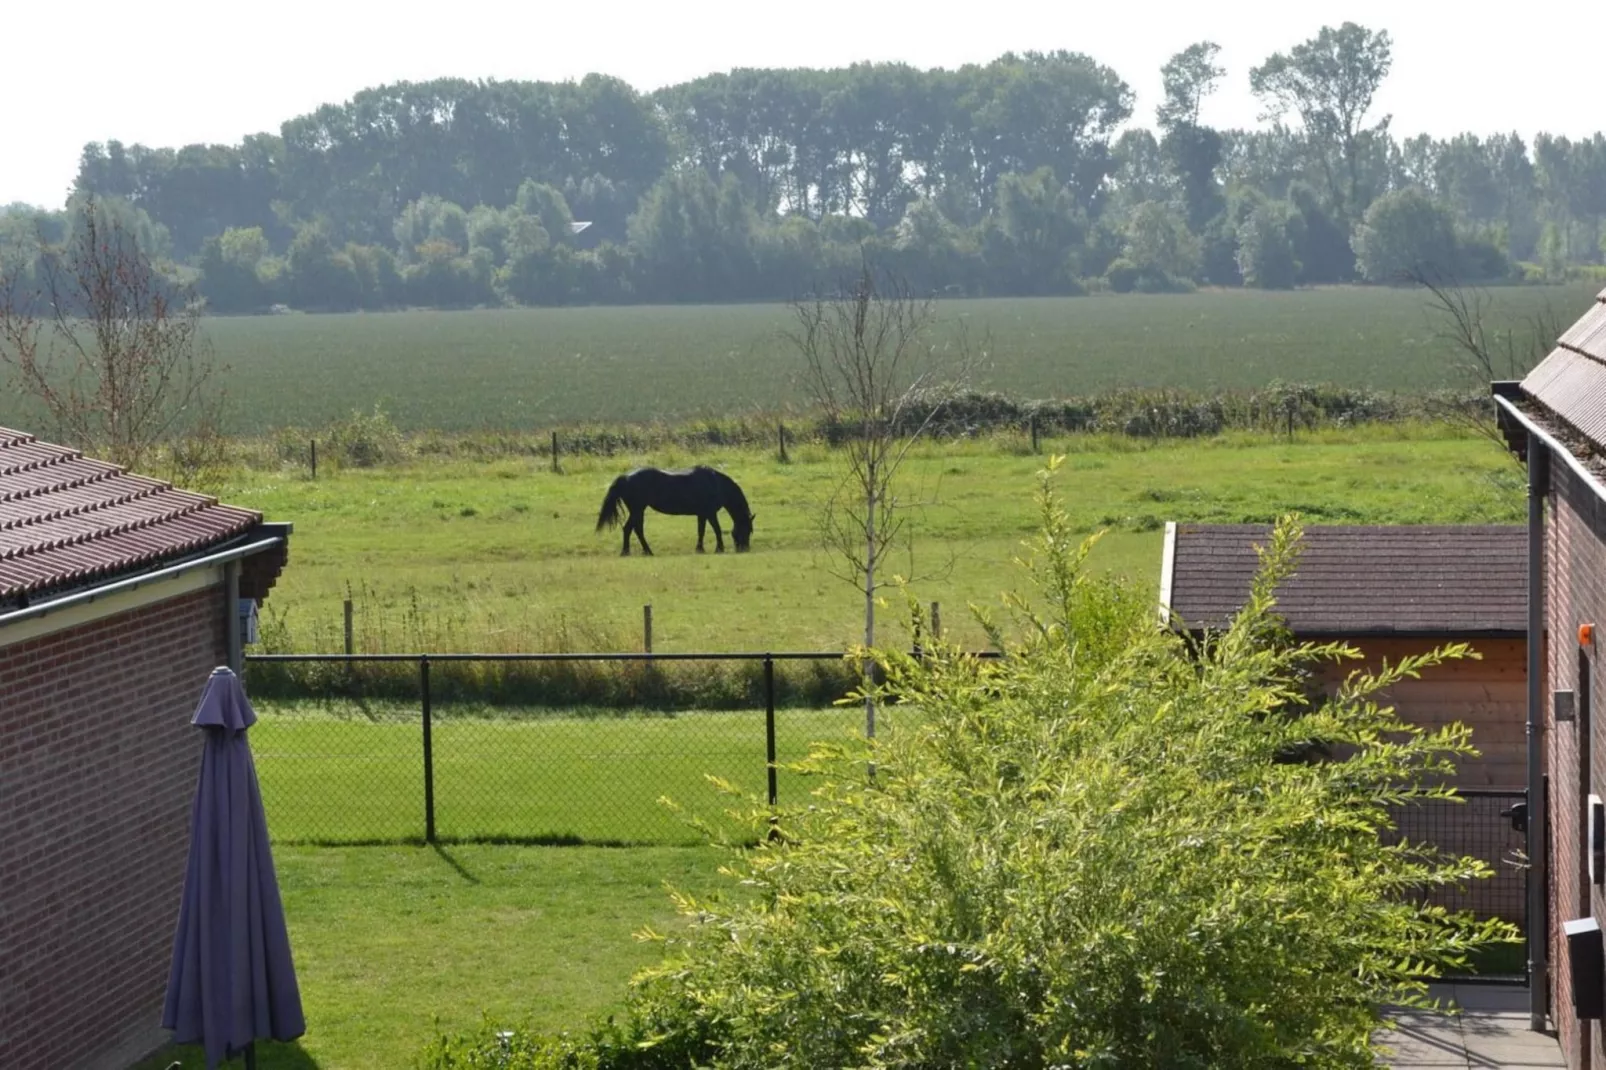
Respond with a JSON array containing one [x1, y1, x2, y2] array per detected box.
[[1375, 984, 1563, 1068]]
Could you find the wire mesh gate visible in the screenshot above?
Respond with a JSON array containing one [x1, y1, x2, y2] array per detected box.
[[1385, 788, 1530, 983]]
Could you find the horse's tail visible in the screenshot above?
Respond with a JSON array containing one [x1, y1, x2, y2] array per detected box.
[[596, 476, 628, 531]]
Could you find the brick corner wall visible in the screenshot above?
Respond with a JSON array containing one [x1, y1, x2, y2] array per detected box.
[[1545, 459, 1606, 1069], [0, 585, 227, 1070]]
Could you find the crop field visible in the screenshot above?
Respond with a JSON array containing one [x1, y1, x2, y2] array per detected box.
[[4, 285, 1581, 435]]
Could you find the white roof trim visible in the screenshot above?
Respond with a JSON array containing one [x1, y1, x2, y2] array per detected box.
[[1158, 520, 1177, 627], [0, 564, 222, 650], [0, 534, 285, 632], [1495, 394, 1606, 506]]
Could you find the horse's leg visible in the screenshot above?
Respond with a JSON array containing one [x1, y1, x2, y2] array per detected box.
[[710, 513, 725, 553], [696, 516, 706, 553], [620, 509, 632, 556], [634, 509, 653, 556]]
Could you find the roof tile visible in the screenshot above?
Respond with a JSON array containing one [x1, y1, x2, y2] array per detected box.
[[0, 427, 264, 604], [1522, 292, 1606, 451], [1165, 524, 1526, 635]]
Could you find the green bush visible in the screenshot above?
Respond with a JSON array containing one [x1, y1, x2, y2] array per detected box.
[[1103, 257, 1140, 293], [420, 463, 1512, 1069], [326, 403, 408, 467]]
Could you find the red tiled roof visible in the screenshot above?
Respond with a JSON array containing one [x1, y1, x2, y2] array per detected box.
[[0, 427, 264, 605], [1164, 523, 1526, 636]]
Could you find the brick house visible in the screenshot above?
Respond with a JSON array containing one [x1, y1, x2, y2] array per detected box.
[[0, 428, 290, 1070], [1160, 522, 1530, 930], [1493, 285, 1606, 1057]]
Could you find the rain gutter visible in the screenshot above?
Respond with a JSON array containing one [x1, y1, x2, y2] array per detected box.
[[0, 531, 288, 633]]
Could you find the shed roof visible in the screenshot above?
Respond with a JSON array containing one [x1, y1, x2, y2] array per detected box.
[[1162, 523, 1527, 637], [0, 427, 274, 609]]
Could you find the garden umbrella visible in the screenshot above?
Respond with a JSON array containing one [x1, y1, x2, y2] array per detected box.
[[162, 666, 305, 1069]]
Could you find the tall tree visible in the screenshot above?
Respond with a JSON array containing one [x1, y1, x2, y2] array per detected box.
[[1250, 23, 1394, 226], [1158, 42, 1224, 131], [1157, 43, 1226, 234], [1351, 187, 1458, 283]]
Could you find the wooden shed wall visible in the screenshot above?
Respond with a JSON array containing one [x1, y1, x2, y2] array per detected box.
[[1308, 637, 1526, 790]]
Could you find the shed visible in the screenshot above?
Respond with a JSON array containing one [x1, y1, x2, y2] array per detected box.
[[1160, 521, 1528, 789], [0, 427, 290, 1070]]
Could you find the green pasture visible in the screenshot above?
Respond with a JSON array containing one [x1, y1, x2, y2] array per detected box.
[[12, 285, 1582, 435], [135, 844, 732, 1070], [228, 427, 1526, 657], [252, 703, 864, 846]]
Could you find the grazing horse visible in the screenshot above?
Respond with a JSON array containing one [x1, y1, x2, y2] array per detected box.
[[595, 465, 755, 556]]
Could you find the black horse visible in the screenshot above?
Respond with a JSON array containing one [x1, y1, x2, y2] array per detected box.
[[595, 466, 754, 556]]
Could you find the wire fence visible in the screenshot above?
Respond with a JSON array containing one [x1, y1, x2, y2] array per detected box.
[[242, 653, 1533, 961], [242, 651, 991, 847]]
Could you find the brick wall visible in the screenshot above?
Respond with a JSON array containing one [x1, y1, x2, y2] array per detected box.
[[1546, 459, 1606, 1069], [0, 585, 227, 1070]]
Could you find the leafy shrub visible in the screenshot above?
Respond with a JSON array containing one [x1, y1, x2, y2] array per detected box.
[[326, 403, 407, 467], [1103, 257, 1140, 293], [421, 464, 1512, 1068], [1131, 266, 1195, 293]]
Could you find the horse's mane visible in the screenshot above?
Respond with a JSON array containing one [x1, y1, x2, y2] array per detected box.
[[709, 467, 751, 523]]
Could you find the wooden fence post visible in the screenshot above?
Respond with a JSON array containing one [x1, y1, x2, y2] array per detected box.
[[551, 431, 561, 473], [310, 439, 318, 480], [643, 604, 653, 655], [343, 599, 354, 656], [930, 601, 942, 640], [778, 423, 789, 463], [1030, 416, 1040, 454]]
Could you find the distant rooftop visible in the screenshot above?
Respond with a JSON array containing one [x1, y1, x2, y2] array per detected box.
[[1162, 523, 1527, 637], [570, 221, 591, 235]]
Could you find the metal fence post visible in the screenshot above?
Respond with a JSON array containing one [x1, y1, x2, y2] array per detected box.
[[421, 655, 436, 844], [765, 655, 779, 841]]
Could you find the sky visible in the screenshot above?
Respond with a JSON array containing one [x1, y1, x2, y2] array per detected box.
[[3, 0, 1602, 209]]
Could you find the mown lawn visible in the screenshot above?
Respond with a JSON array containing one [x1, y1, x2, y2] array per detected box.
[[134, 845, 731, 1070]]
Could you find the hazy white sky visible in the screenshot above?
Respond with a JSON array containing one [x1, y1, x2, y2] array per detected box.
[[3, 0, 1600, 208]]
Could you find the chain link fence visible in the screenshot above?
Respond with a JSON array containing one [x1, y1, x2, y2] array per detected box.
[[242, 651, 1534, 970], [243, 651, 938, 847]]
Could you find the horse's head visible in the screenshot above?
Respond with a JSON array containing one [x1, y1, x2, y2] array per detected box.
[[733, 511, 755, 552]]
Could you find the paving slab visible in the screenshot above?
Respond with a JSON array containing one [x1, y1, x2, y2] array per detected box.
[[1376, 984, 1563, 1068]]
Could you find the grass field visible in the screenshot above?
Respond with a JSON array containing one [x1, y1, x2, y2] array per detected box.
[[228, 426, 1527, 658], [134, 844, 731, 1070], [4, 286, 1583, 435]]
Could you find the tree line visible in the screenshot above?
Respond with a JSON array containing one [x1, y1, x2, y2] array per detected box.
[[3, 23, 1603, 312]]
